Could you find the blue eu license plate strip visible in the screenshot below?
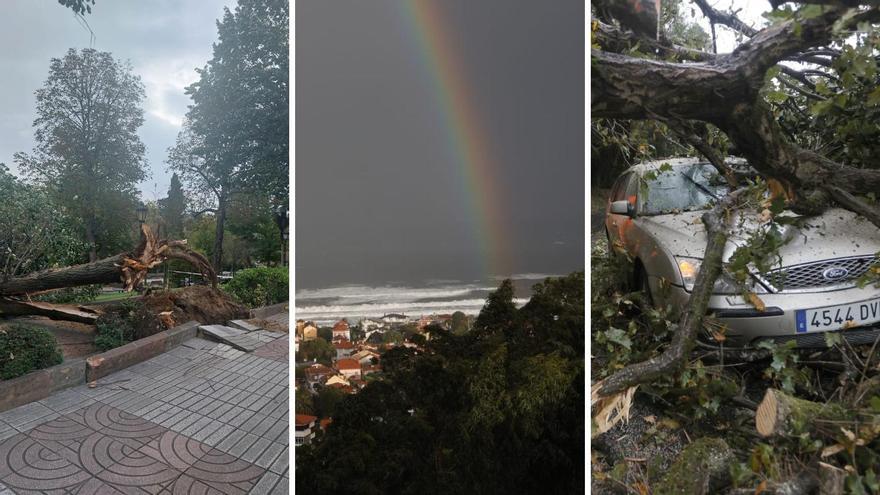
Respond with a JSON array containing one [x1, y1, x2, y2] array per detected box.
[[796, 310, 807, 333]]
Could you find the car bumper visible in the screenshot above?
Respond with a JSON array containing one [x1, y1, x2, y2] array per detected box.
[[664, 283, 880, 346]]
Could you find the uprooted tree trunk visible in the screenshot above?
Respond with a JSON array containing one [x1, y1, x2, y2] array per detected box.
[[592, 2, 880, 402], [0, 225, 216, 323]]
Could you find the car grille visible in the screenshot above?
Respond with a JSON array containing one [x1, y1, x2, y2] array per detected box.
[[756, 326, 880, 348], [762, 255, 879, 292]]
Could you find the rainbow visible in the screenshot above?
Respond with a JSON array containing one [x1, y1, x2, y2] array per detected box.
[[396, 0, 512, 279]]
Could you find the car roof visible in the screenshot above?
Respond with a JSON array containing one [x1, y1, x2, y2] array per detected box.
[[622, 156, 750, 176]]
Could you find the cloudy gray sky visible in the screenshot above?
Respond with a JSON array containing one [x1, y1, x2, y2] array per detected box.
[[0, 0, 233, 201], [296, 0, 584, 288]]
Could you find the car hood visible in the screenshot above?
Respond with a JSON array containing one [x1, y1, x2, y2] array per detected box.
[[638, 207, 880, 266]]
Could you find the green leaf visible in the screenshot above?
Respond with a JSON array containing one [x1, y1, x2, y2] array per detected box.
[[824, 331, 842, 348], [867, 87, 880, 106], [605, 328, 632, 350]]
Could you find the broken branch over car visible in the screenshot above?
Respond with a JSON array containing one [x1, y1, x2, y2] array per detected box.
[[593, 2, 880, 401]]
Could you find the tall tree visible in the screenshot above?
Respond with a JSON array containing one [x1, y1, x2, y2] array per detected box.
[[158, 173, 187, 239], [169, 0, 288, 270], [15, 48, 147, 262]]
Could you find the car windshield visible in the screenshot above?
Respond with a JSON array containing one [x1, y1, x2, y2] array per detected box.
[[640, 162, 729, 215]]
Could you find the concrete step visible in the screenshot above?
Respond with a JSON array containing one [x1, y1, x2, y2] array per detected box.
[[198, 324, 261, 352], [228, 319, 262, 332]]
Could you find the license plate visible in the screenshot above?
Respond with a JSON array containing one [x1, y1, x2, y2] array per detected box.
[[796, 299, 880, 333]]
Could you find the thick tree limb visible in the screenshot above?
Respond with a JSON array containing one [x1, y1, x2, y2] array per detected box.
[[596, 190, 745, 397], [827, 186, 880, 226], [666, 120, 738, 186], [593, 7, 880, 213]]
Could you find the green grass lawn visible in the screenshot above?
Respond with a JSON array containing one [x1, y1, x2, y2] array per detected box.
[[90, 291, 137, 303]]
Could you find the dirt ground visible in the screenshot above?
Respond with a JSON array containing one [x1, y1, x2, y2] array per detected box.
[[1, 317, 96, 359]]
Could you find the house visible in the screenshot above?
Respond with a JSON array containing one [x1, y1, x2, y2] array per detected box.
[[381, 313, 409, 325], [350, 349, 379, 366], [333, 340, 355, 360], [302, 321, 318, 341], [295, 414, 318, 446], [335, 358, 361, 379], [325, 375, 350, 388], [360, 318, 384, 331], [304, 363, 335, 388], [332, 319, 351, 341]]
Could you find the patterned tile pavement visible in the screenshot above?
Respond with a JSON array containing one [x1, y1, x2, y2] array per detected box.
[[0, 335, 289, 494]]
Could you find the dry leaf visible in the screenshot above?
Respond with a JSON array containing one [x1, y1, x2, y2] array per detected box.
[[644, 415, 657, 424], [841, 427, 856, 442], [821, 444, 845, 457], [755, 479, 767, 495], [746, 292, 766, 312]]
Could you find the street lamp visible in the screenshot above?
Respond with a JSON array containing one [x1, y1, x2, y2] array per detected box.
[[136, 203, 148, 224], [274, 206, 289, 266]]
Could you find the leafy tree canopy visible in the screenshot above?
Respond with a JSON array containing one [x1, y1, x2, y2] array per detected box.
[[296, 273, 585, 494]]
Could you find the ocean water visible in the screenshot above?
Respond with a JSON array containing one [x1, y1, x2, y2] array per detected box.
[[294, 274, 558, 325]]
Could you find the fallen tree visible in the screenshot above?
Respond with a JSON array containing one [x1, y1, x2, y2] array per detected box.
[[592, 1, 880, 401], [0, 225, 216, 323]]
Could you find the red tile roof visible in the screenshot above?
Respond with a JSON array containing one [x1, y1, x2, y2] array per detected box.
[[333, 319, 350, 332], [295, 414, 318, 426], [335, 358, 360, 370], [333, 341, 355, 349]]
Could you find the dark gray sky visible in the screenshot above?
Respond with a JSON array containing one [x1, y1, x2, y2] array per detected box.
[[296, 0, 584, 288], [0, 0, 232, 202]]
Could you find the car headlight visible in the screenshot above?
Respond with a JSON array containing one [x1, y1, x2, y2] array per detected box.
[[675, 256, 768, 294]]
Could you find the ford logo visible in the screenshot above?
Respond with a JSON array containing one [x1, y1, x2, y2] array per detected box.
[[823, 266, 849, 281]]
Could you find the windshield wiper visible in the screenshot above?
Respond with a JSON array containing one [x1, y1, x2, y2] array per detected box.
[[680, 171, 718, 200]]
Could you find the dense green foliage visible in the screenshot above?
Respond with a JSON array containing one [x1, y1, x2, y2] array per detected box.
[[297, 338, 335, 365], [15, 48, 147, 261], [0, 166, 88, 280], [168, 0, 288, 269], [0, 325, 63, 380], [35, 285, 102, 304], [296, 273, 585, 494], [94, 313, 136, 351], [222, 266, 288, 307], [93, 300, 157, 351]]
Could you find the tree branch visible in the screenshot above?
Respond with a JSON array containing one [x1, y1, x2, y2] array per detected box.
[[596, 189, 746, 397], [692, 0, 758, 37]]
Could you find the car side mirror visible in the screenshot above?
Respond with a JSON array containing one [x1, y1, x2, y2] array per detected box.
[[610, 200, 634, 217]]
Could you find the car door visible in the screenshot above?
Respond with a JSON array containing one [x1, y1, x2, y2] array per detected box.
[[605, 172, 637, 254]]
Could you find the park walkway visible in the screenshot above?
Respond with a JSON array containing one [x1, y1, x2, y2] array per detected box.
[[0, 331, 289, 494]]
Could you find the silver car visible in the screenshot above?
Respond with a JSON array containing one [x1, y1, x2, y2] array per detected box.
[[605, 157, 880, 347]]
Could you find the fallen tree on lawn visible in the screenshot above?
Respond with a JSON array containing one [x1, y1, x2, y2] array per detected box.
[[0, 225, 216, 323]]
